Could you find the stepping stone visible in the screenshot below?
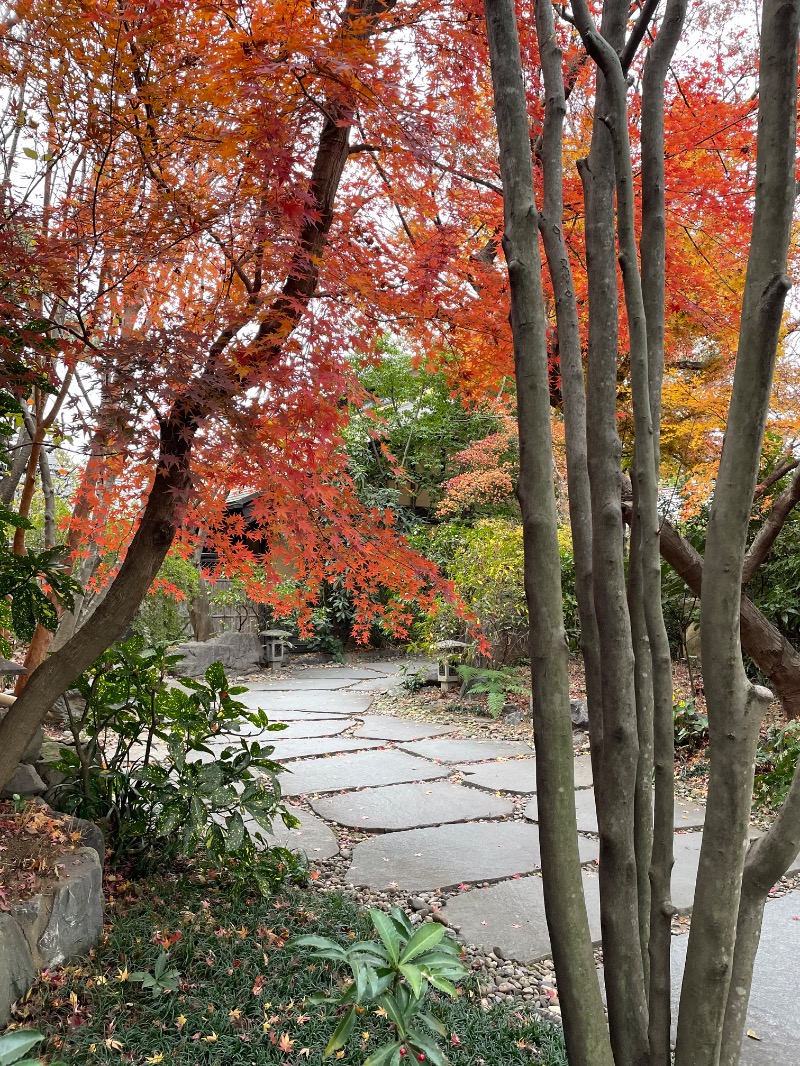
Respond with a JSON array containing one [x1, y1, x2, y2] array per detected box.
[[346, 822, 599, 891], [256, 718, 355, 741], [669, 892, 800, 1066], [349, 677, 404, 693], [401, 738, 536, 763], [353, 716, 456, 742], [670, 830, 798, 911], [311, 780, 514, 830], [524, 790, 706, 834], [458, 754, 593, 794], [285, 668, 383, 680], [248, 806, 339, 860], [252, 676, 357, 691], [279, 748, 450, 796], [441, 871, 603, 963], [270, 737, 385, 761], [236, 708, 354, 722], [241, 691, 374, 716]]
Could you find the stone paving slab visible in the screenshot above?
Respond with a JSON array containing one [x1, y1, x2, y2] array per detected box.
[[523, 789, 706, 834], [279, 748, 451, 796], [670, 831, 799, 911], [353, 716, 457, 742], [241, 691, 374, 716], [255, 718, 355, 741], [270, 737, 386, 761], [257, 806, 339, 860], [669, 894, 800, 1065], [311, 780, 514, 830], [346, 822, 599, 891], [348, 678, 405, 693], [457, 754, 593, 794], [250, 677, 359, 691], [239, 709, 354, 723], [281, 668, 384, 681], [441, 871, 603, 963], [400, 738, 536, 763]]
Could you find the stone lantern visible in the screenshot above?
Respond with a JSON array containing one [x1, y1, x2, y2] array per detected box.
[[259, 630, 292, 669], [433, 639, 467, 692]]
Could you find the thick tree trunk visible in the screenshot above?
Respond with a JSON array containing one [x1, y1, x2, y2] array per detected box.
[[483, 2, 613, 1062], [674, 2, 799, 1061]]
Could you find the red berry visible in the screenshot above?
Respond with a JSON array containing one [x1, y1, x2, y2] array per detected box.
[[418, 1056, 425, 1062], [399, 1050, 407, 1058]]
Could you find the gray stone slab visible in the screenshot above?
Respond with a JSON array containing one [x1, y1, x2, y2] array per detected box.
[[235, 707, 354, 722], [401, 738, 536, 763], [669, 893, 800, 1065], [270, 737, 386, 761], [346, 822, 598, 891], [353, 716, 457, 742], [279, 748, 450, 796], [349, 678, 404, 693], [458, 754, 593, 794], [670, 831, 797, 911], [441, 871, 603, 964], [457, 758, 537, 794], [252, 676, 357, 691], [311, 780, 514, 830], [524, 789, 706, 834], [255, 718, 354, 741], [285, 668, 382, 680], [248, 806, 339, 860], [240, 691, 374, 715]]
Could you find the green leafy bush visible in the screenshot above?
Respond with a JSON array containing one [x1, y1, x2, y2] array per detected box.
[[132, 551, 200, 645], [456, 664, 527, 717], [673, 696, 708, 750], [0, 505, 81, 653], [292, 907, 468, 1066], [411, 520, 579, 659], [754, 720, 800, 810], [46, 639, 300, 883]]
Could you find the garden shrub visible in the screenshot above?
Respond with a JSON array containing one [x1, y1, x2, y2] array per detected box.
[[754, 719, 800, 810], [456, 664, 527, 717], [673, 696, 708, 750], [132, 551, 200, 645], [411, 519, 580, 657], [46, 638, 301, 886]]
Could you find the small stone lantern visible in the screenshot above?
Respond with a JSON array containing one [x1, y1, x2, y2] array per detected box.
[[259, 630, 292, 669], [433, 640, 466, 692]]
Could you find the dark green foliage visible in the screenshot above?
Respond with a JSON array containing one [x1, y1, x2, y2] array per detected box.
[[292, 907, 468, 1065], [29, 866, 567, 1066], [0, 505, 81, 652], [673, 697, 708, 750], [456, 664, 527, 718], [754, 720, 800, 810], [132, 552, 200, 646], [45, 639, 299, 880]]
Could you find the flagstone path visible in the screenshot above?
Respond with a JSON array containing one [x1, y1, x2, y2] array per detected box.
[[237, 657, 800, 1064]]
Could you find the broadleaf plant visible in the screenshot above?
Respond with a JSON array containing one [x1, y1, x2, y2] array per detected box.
[[292, 907, 468, 1066]]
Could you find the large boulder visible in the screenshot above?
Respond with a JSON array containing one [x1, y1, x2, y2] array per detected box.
[[171, 630, 264, 678], [0, 763, 46, 800], [0, 708, 42, 764], [0, 914, 36, 1026]]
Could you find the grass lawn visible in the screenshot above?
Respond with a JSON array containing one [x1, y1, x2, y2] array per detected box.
[[19, 861, 567, 1066]]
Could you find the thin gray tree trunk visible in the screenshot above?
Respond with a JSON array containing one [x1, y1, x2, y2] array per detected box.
[[638, 2, 687, 1056], [533, 0, 604, 777], [575, 0, 648, 1055], [674, 1, 800, 1060], [483, 2, 613, 1061]]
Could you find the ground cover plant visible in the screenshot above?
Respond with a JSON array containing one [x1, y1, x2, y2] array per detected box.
[[18, 862, 567, 1066]]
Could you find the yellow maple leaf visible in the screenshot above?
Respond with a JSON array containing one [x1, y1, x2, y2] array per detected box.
[[116, 967, 129, 982], [144, 1054, 163, 1064], [202, 1031, 218, 1043]]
